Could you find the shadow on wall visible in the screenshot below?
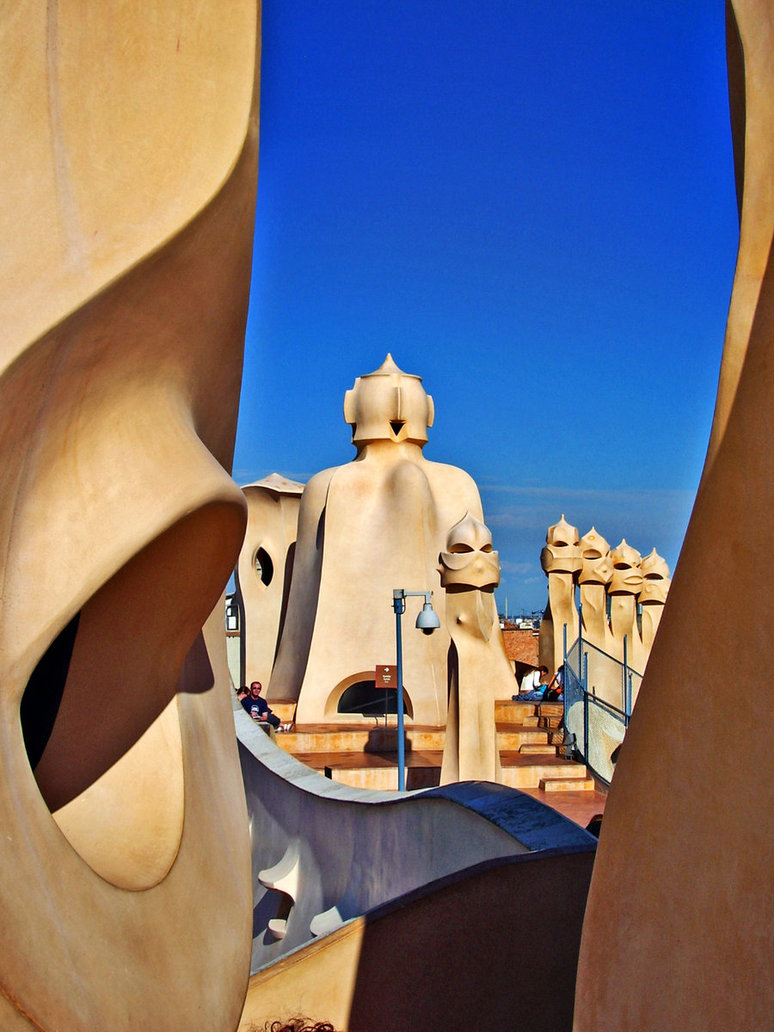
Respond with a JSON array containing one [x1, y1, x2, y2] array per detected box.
[[346, 850, 592, 1032], [240, 846, 594, 1032]]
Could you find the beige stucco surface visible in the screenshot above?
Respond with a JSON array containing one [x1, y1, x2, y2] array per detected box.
[[5, 4, 766, 1030], [269, 356, 517, 727], [0, 4, 259, 1028], [540, 516, 669, 708], [235, 474, 304, 688], [439, 512, 508, 783], [706, 0, 774, 466], [574, 3, 774, 1028]]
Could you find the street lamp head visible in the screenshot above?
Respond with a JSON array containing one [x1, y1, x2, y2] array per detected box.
[[415, 601, 441, 634]]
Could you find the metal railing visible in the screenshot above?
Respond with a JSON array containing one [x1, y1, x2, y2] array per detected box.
[[563, 622, 643, 786]]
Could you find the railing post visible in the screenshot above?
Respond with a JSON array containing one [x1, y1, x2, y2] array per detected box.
[[577, 606, 583, 667], [562, 623, 568, 726], [622, 634, 629, 721], [583, 649, 589, 763], [577, 609, 584, 753]]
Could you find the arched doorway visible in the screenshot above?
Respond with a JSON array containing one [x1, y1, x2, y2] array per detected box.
[[336, 679, 413, 718]]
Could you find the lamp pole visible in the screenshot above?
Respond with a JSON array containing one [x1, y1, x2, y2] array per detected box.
[[392, 589, 440, 791], [393, 591, 406, 791]]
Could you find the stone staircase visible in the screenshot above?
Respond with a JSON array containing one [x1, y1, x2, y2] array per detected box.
[[268, 699, 594, 794]]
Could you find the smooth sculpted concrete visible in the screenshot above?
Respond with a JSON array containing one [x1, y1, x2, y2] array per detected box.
[[439, 511, 511, 784], [0, 5, 259, 1030], [540, 516, 670, 706], [235, 473, 304, 689], [268, 355, 517, 728], [539, 515, 582, 673], [574, 3, 774, 1029]]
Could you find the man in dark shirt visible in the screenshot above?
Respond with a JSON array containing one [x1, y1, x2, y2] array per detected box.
[[242, 681, 281, 729]]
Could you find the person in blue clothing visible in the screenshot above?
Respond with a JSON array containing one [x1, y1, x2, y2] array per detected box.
[[513, 665, 548, 701], [242, 681, 282, 729], [544, 664, 564, 701]]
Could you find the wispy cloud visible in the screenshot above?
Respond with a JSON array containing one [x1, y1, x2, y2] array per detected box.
[[478, 480, 697, 612]]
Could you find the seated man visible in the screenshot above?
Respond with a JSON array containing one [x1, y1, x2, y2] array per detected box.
[[513, 665, 548, 701], [242, 681, 283, 730], [544, 664, 564, 701]]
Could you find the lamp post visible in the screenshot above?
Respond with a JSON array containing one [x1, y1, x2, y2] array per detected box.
[[392, 589, 441, 791]]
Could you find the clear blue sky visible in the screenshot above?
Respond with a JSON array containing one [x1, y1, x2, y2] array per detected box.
[[233, 0, 739, 615]]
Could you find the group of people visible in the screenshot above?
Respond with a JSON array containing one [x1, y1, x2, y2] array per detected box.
[[513, 664, 564, 702], [237, 682, 293, 732]]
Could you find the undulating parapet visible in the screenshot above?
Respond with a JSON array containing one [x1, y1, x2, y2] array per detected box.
[[235, 703, 596, 990]]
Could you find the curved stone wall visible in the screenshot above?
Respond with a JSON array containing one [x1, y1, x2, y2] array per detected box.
[[0, 5, 260, 1029], [574, 3, 774, 1028], [235, 698, 595, 973]]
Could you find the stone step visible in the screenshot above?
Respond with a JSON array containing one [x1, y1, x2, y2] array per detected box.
[[495, 700, 538, 721], [498, 756, 588, 790], [519, 744, 558, 755], [277, 699, 561, 730], [539, 776, 595, 792], [369, 728, 446, 751], [275, 729, 373, 753], [325, 766, 441, 791], [276, 724, 550, 755], [538, 716, 563, 730], [293, 749, 442, 792], [291, 748, 589, 793], [538, 703, 564, 718], [274, 725, 443, 753], [292, 749, 441, 772], [497, 729, 550, 749]]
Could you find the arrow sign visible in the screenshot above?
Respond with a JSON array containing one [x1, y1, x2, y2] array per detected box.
[[375, 664, 398, 689]]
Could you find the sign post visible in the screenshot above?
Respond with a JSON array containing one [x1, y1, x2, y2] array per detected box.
[[390, 589, 440, 792]]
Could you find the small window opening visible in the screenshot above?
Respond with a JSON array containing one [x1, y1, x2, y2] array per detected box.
[[255, 547, 274, 586]]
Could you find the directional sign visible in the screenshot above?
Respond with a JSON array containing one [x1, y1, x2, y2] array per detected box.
[[375, 664, 398, 689]]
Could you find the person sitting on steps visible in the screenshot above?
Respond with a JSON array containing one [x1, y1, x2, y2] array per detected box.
[[242, 681, 291, 731], [514, 665, 548, 701]]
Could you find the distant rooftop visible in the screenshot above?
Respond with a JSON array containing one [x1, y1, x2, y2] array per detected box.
[[501, 627, 539, 667]]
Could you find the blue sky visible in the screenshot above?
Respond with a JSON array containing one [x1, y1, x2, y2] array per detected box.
[[233, 0, 739, 615]]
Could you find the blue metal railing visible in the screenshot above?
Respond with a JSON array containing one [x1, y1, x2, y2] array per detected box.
[[563, 626, 643, 786]]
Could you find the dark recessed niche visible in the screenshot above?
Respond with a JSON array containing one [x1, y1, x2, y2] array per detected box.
[[390, 420, 405, 436], [255, 547, 274, 586], [338, 680, 408, 717], [21, 612, 80, 770]]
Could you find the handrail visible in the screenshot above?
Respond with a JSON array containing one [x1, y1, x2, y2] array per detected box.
[[562, 629, 643, 786]]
